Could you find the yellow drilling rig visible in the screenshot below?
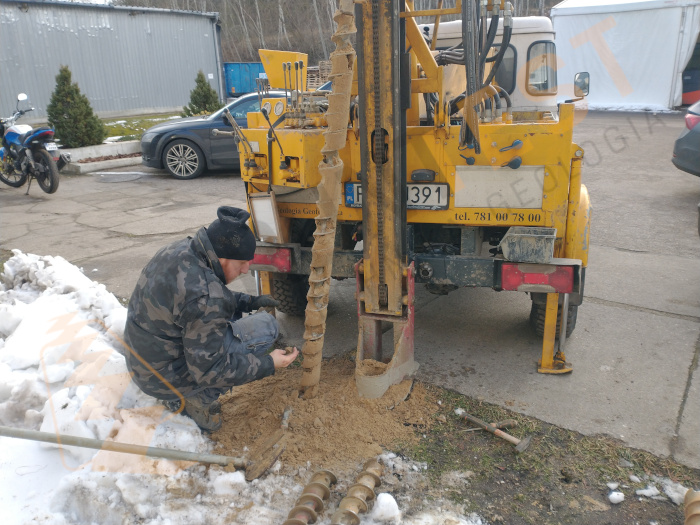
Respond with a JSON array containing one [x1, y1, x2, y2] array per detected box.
[[231, 0, 591, 398]]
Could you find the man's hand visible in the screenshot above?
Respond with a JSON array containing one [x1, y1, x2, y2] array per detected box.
[[270, 347, 299, 369], [250, 295, 280, 310]]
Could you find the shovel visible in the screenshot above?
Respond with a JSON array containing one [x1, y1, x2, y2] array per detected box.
[[243, 406, 292, 481]]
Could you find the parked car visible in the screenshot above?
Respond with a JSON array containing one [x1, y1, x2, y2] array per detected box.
[[672, 100, 700, 176], [671, 101, 700, 235], [141, 91, 284, 179]]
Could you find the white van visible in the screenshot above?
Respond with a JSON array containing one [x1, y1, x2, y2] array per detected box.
[[420, 17, 559, 115]]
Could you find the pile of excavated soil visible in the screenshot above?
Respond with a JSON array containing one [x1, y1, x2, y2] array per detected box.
[[212, 356, 438, 475]]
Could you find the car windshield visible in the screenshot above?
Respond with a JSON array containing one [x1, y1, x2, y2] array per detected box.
[[207, 93, 285, 121]]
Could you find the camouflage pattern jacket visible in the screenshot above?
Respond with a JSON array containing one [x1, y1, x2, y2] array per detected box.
[[123, 227, 274, 400]]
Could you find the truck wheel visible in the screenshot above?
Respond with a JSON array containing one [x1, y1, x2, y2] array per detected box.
[[529, 301, 578, 338], [271, 274, 309, 316]]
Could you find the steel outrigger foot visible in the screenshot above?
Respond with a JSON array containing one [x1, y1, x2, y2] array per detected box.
[[354, 261, 419, 398], [538, 292, 573, 374]]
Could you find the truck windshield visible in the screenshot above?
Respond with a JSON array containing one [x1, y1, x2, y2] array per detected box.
[[527, 41, 557, 95]]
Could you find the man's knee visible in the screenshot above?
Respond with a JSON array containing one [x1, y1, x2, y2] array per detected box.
[[225, 312, 279, 355]]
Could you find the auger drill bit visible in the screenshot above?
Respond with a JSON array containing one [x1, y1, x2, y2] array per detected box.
[[299, 0, 356, 399], [330, 458, 383, 525]]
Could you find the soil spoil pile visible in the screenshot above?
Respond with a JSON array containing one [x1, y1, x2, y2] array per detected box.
[[213, 356, 437, 474]]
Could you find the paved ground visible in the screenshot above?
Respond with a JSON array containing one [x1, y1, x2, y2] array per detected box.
[[1, 111, 698, 469]]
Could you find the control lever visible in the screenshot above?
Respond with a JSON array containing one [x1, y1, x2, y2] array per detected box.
[[499, 139, 523, 152], [261, 107, 287, 170], [501, 156, 522, 169], [221, 108, 257, 168]]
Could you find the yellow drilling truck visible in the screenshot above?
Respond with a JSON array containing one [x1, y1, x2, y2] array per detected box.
[[231, 0, 591, 397]]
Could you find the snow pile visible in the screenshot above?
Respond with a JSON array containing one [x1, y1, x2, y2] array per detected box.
[[0, 251, 488, 524]]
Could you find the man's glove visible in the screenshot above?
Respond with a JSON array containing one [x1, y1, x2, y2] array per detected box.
[[250, 295, 280, 310]]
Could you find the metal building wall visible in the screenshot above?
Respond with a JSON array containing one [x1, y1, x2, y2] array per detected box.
[[0, 0, 223, 121]]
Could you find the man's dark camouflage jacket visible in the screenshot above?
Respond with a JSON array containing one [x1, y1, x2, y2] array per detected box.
[[123, 227, 275, 400]]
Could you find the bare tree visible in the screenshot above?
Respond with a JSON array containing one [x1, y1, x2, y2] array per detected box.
[[311, 0, 328, 60], [278, 0, 292, 49], [252, 0, 266, 49]]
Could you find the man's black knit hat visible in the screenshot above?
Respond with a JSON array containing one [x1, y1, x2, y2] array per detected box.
[[207, 206, 256, 260]]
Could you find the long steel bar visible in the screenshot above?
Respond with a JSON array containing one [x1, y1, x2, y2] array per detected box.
[[0, 425, 247, 467]]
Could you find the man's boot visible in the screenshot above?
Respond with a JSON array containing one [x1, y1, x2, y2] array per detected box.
[[184, 397, 222, 432]]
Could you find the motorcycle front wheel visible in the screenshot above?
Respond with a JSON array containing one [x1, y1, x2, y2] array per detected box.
[[34, 149, 59, 194], [0, 158, 28, 187]]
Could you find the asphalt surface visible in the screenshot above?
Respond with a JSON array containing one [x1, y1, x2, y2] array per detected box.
[[1, 111, 698, 469]]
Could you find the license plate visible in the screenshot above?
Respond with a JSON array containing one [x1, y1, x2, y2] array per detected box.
[[344, 182, 449, 210], [45, 143, 58, 151]]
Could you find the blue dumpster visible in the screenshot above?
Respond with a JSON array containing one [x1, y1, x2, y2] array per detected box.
[[224, 63, 266, 97]]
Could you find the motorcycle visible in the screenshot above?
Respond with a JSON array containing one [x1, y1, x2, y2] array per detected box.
[[0, 93, 71, 194]]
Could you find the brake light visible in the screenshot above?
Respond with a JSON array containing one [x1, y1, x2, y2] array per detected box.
[[251, 247, 292, 272], [501, 263, 574, 293], [686, 113, 700, 130]]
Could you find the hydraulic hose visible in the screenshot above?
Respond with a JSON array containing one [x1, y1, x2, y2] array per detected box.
[[482, 3, 512, 88], [479, 11, 500, 80], [461, 0, 480, 151]]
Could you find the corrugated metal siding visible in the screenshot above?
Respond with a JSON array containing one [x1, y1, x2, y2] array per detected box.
[[0, 0, 223, 120]]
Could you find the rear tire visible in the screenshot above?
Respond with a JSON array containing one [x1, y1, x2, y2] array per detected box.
[[269, 218, 316, 316], [271, 274, 310, 316], [529, 301, 578, 338], [0, 157, 28, 187], [34, 149, 59, 194], [163, 140, 205, 180]]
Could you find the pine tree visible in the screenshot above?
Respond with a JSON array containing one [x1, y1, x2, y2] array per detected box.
[[182, 71, 222, 117], [46, 65, 107, 148]]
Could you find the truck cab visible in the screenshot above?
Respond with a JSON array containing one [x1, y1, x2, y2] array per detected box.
[[420, 17, 558, 116]]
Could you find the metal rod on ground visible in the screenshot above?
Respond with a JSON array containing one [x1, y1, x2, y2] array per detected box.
[[460, 419, 517, 432], [0, 425, 247, 468], [459, 413, 532, 453], [299, 0, 356, 398]]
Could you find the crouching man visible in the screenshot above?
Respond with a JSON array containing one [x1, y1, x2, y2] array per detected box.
[[124, 206, 299, 432]]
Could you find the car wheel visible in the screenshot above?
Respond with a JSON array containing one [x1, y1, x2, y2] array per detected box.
[[162, 140, 205, 180]]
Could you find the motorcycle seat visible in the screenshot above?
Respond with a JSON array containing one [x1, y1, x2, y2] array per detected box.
[[21, 127, 54, 145]]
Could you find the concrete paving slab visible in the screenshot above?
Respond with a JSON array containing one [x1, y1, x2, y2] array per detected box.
[[674, 334, 700, 468], [587, 245, 700, 318], [75, 240, 185, 299], [414, 287, 700, 467]]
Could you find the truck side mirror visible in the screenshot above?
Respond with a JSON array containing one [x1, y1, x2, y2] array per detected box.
[[574, 72, 590, 97]]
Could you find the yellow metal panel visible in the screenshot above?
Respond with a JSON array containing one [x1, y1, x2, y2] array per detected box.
[[258, 50, 308, 91]]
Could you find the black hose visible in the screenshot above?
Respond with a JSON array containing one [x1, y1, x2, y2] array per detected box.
[[479, 13, 500, 79], [461, 0, 480, 151], [482, 24, 512, 88]]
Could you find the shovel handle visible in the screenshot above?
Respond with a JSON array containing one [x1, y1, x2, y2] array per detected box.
[[462, 413, 520, 445]]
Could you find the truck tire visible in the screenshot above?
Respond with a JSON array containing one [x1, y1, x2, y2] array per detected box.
[[271, 274, 309, 316], [529, 301, 578, 338]]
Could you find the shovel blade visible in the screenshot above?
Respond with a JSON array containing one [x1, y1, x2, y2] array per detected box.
[[244, 428, 288, 481]]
